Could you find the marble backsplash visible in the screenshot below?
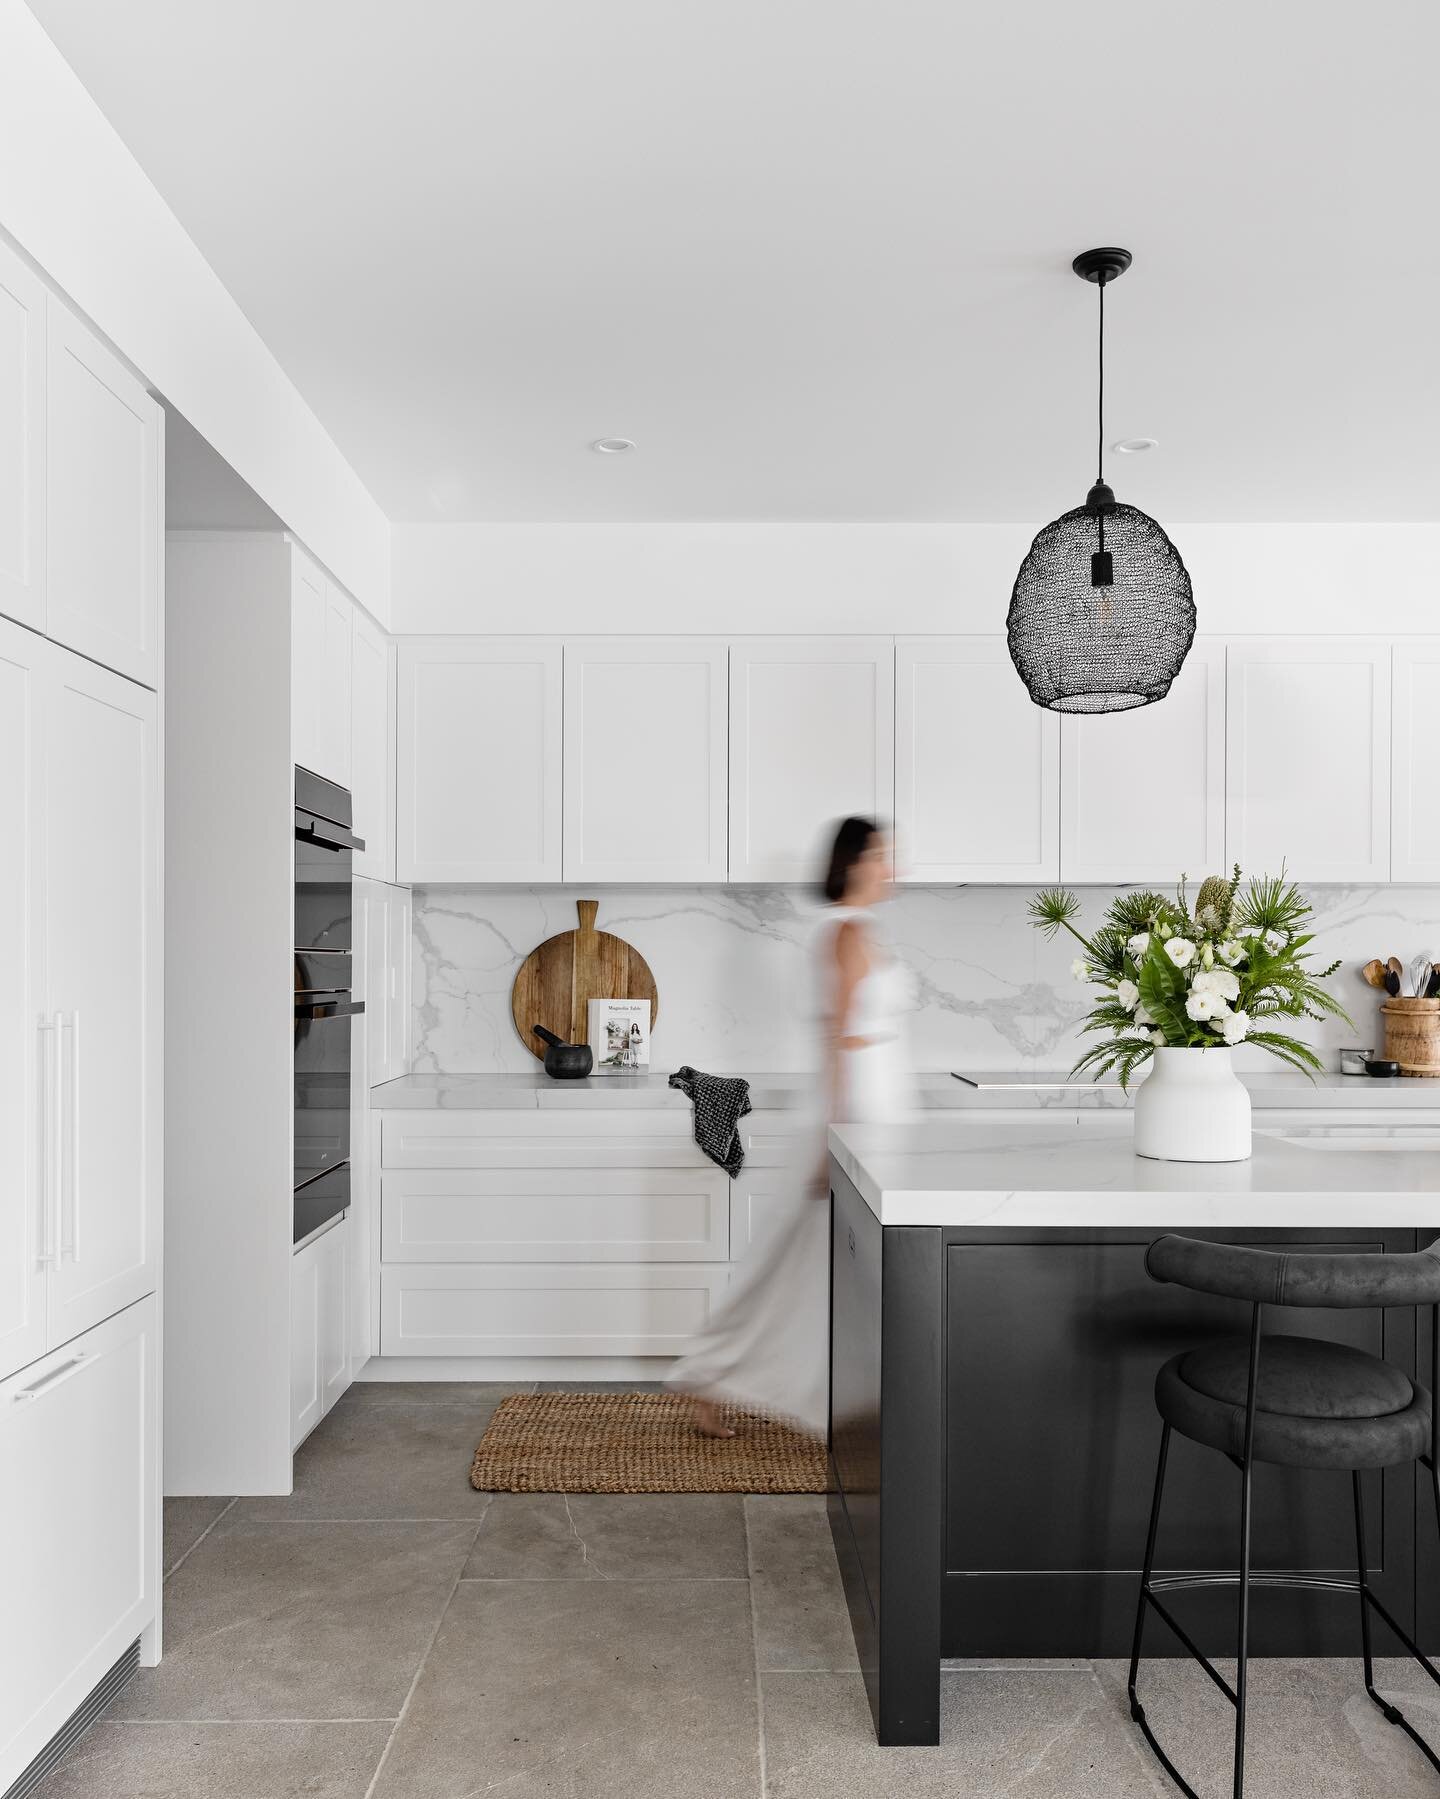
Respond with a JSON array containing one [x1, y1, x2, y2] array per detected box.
[[411, 884, 1440, 1077]]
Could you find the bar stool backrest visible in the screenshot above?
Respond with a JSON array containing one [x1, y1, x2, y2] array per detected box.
[[1146, 1236, 1440, 1310]]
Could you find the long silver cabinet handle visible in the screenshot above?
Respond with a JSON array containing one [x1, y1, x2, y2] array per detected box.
[[37, 1016, 58, 1271], [12, 1352, 87, 1403], [63, 1011, 81, 1264]]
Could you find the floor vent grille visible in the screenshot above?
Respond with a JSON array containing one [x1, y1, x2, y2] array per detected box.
[[1, 1639, 140, 1799]]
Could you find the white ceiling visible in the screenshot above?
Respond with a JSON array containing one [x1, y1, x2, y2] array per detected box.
[[28, 0, 1440, 524]]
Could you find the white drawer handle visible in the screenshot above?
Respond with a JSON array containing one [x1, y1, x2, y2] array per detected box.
[[13, 1352, 87, 1403]]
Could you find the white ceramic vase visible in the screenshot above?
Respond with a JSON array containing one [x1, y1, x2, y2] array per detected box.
[[1133, 1047, 1252, 1163]]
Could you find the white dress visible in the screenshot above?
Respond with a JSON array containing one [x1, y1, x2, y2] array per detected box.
[[665, 905, 915, 1437]]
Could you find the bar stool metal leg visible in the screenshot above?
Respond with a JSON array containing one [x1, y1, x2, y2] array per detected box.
[[1353, 1466, 1440, 1775]]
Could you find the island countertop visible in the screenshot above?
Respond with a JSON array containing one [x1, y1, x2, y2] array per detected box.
[[828, 1116, 1440, 1229]]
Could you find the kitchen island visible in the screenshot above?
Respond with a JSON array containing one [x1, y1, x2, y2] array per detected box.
[[826, 1116, 1440, 1745]]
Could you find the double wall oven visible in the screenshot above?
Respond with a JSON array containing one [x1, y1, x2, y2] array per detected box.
[[294, 769, 364, 1245]]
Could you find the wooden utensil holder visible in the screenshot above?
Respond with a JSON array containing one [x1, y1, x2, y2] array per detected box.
[[1380, 997, 1440, 1077]]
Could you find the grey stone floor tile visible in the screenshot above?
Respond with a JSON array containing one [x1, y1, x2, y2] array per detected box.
[[462, 1492, 748, 1579], [110, 1520, 477, 1722], [345, 1380, 534, 1405], [162, 1497, 233, 1575], [1096, 1658, 1439, 1796], [746, 1496, 858, 1672], [233, 1403, 494, 1520], [33, 1720, 392, 1798], [370, 1578, 760, 1798], [761, 1669, 1162, 1797]]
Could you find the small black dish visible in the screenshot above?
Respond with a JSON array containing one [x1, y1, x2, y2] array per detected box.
[[532, 1024, 593, 1080], [1365, 1058, 1401, 1079]]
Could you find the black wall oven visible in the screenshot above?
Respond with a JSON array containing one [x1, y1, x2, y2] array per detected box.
[[294, 768, 364, 1245]]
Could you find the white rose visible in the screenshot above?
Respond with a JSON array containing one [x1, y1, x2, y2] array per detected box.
[[1151, 1028, 1166, 1045], [1192, 967, 1240, 1002], [1218, 938, 1245, 966], [1071, 957, 1088, 982], [1220, 1009, 1250, 1046], [1165, 937, 1197, 969], [1136, 1005, 1154, 1028], [1126, 932, 1150, 962], [1116, 979, 1140, 1012], [1186, 990, 1221, 1021]]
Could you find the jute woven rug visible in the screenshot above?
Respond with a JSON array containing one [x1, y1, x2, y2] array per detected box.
[[469, 1390, 827, 1495]]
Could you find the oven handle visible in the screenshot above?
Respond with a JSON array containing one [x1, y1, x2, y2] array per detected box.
[[295, 998, 366, 1020], [295, 821, 366, 854]]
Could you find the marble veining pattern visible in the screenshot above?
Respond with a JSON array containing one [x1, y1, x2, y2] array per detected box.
[[411, 883, 1440, 1076]]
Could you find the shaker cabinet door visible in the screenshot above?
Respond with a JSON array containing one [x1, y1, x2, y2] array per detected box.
[[1060, 638, 1225, 883], [396, 638, 562, 882], [1392, 641, 1440, 883], [729, 638, 894, 883], [290, 547, 327, 778], [351, 607, 392, 880], [318, 583, 353, 789], [563, 639, 727, 881], [896, 637, 1059, 882], [46, 300, 159, 687], [0, 240, 46, 635], [1225, 640, 1391, 881]]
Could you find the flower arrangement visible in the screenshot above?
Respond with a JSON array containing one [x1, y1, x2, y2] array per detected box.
[[1029, 869, 1351, 1087]]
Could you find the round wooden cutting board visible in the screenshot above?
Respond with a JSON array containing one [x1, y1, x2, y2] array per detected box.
[[510, 900, 659, 1060]]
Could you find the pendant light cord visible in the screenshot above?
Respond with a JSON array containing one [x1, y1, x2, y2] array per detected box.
[[1096, 273, 1106, 484]]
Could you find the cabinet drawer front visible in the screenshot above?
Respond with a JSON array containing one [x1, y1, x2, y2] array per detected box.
[[0, 1297, 156, 1785], [740, 1110, 803, 1167], [379, 1264, 730, 1357], [382, 1109, 702, 1169], [382, 1168, 730, 1263]]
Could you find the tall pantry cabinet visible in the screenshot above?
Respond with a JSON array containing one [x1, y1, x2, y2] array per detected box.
[[0, 235, 162, 1797]]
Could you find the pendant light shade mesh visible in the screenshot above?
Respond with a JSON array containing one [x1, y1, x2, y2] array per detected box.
[[1007, 501, 1196, 713]]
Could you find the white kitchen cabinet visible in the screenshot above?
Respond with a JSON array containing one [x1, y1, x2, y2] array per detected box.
[[563, 638, 728, 881], [42, 649, 160, 1350], [396, 638, 563, 882], [0, 1297, 157, 1793], [729, 638, 894, 882], [895, 637, 1059, 882], [0, 623, 159, 1377], [1060, 637, 1226, 883], [1392, 641, 1440, 882], [0, 625, 45, 1380], [1226, 640, 1391, 881], [380, 1262, 730, 1358], [351, 606, 392, 880], [290, 550, 352, 787], [290, 1220, 349, 1448], [46, 299, 160, 688], [0, 239, 46, 634], [387, 885, 412, 1078], [357, 879, 411, 1088], [319, 582, 353, 788]]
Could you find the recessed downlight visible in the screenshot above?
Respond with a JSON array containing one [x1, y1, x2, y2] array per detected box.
[[1112, 436, 1159, 454], [591, 437, 635, 454]]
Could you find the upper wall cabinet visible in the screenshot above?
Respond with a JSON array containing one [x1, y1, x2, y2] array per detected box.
[[896, 637, 1058, 882], [564, 639, 727, 882], [729, 638, 894, 883], [1226, 639, 1391, 882], [0, 241, 45, 635], [1392, 640, 1440, 883], [396, 638, 563, 882], [46, 300, 160, 688], [351, 607, 392, 881], [1061, 638, 1226, 884], [290, 549, 352, 789]]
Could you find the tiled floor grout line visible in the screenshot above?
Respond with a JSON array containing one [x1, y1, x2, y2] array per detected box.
[[162, 1496, 239, 1581], [743, 1502, 770, 1799], [1085, 1663, 1172, 1798], [360, 1520, 486, 1799]]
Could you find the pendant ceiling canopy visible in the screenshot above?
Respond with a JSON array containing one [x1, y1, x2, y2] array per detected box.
[[1007, 248, 1195, 714]]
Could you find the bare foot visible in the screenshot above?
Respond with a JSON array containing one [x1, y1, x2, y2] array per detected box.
[[693, 1398, 737, 1439]]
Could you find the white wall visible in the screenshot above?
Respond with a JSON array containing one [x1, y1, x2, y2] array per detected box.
[[0, 1, 390, 623], [391, 522, 1440, 637]]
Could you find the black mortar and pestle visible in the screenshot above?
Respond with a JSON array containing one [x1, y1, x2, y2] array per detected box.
[[532, 1024, 593, 1080]]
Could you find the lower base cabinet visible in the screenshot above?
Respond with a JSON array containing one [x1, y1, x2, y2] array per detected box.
[[0, 1297, 158, 1791], [291, 1223, 349, 1450]]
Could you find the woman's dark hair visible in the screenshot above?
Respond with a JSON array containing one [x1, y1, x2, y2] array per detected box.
[[820, 816, 879, 904]]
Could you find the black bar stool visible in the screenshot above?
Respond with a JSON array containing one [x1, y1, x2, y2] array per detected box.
[[1129, 1234, 1440, 1797]]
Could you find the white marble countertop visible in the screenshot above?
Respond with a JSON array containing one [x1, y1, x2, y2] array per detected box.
[[371, 1068, 1440, 1113], [828, 1117, 1440, 1229]]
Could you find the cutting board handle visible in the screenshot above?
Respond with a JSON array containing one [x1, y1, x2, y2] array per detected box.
[[576, 900, 598, 934]]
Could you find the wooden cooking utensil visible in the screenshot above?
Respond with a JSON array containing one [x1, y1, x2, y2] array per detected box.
[[1387, 956, 1404, 985], [1359, 959, 1387, 990], [510, 900, 659, 1061]]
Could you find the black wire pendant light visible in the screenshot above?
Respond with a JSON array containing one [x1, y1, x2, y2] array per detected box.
[[1007, 248, 1195, 713]]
